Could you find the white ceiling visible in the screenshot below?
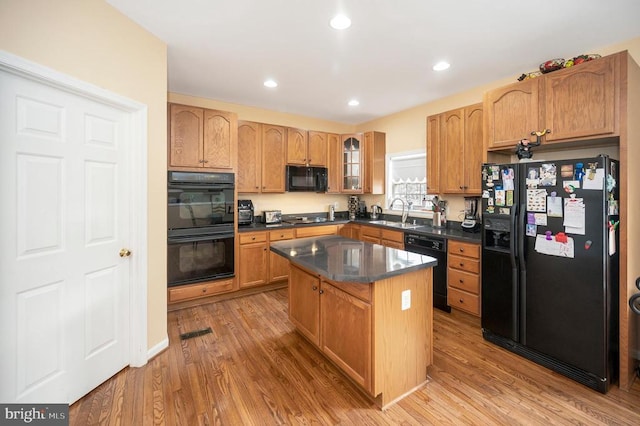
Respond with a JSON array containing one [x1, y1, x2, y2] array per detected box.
[[107, 0, 640, 125]]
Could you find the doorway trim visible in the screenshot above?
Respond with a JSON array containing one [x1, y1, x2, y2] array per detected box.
[[0, 50, 149, 367]]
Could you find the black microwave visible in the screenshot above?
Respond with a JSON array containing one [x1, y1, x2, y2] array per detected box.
[[286, 165, 328, 192]]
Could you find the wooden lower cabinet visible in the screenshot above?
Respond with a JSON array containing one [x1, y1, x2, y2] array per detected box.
[[269, 229, 295, 282], [239, 232, 269, 288], [289, 264, 321, 345], [288, 263, 431, 408], [447, 240, 481, 316], [321, 281, 372, 391], [358, 225, 404, 249], [295, 225, 338, 238]]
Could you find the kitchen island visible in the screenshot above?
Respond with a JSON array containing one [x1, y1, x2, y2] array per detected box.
[[270, 235, 437, 409]]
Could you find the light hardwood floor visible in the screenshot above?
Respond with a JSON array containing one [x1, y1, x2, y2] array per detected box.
[[70, 288, 640, 425]]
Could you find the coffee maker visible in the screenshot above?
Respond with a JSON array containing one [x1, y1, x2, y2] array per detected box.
[[461, 197, 480, 232]]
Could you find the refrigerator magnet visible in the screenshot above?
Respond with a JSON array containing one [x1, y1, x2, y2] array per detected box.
[[534, 213, 548, 226], [506, 190, 513, 206], [502, 168, 515, 190], [495, 189, 505, 206], [526, 224, 537, 236], [560, 164, 574, 178], [547, 196, 563, 217], [526, 167, 540, 188], [527, 212, 536, 224], [540, 163, 557, 186]]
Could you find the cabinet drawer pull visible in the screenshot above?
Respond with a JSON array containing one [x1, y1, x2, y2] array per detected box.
[[459, 247, 464, 252], [459, 279, 464, 283], [459, 299, 464, 303], [251, 237, 256, 240], [459, 263, 464, 267]]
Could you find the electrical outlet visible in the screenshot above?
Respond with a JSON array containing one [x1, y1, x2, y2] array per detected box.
[[401, 289, 411, 310]]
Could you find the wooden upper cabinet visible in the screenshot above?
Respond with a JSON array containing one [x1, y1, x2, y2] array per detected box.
[[484, 78, 541, 150], [544, 54, 618, 142], [237, 121, 262, 193], [168, 103, 236, 171], [441, 110, 465, 194], [341, 133, 364, 193], [286, 127, 308, 165], [261, 124, 286, 192], [485, 53, 620, 150], [426, 114, 440, 194], [203, 109, 235, 169], [363, 131, 385, 194], [169, 104, 204, 168], [326, 133, 341, 193], [464, 104, 484, 194], [441, 104, 483, 195], [307, 131, 327, 167]]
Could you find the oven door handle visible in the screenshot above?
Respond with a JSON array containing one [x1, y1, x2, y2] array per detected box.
[[168, 233, 234, 244], [168, 184, 234, 191]]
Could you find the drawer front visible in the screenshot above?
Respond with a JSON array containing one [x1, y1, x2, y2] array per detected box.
[[323, 278, 372, 303], [448, 240, 480, 259], [239, 232, 267, 244], [295, 225, 338, 238], [447, 287, 480, 316], [361, 235, 380, 245], [447, 267, 480, 294], [448, 253, 480, 274], [168, 279, 234, 303], [381, 239, 404, 250], [269, 229, 295, 241], [360, 225, 381, 239], [380, 229, 403, 243]]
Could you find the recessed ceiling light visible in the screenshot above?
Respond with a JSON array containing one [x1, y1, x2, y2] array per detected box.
[[348, 99, 360, 106], [433, 61, 451, 71], [330, 14, 351, 30], [263, 79, 278, 88]]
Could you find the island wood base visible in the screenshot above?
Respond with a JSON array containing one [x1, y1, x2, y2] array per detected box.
[[288, 263, 433, 409]]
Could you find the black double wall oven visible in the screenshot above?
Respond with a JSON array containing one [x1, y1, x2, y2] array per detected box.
[[167, 171, 235, 287]]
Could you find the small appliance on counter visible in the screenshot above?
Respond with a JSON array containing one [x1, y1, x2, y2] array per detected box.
[[263, 210, 282, 226], [237, 199, 254, 226], [328, 204, 335, 221], [357, 200, 367, 218], [370, 205, 382, 220], [461, 197, 480, 232]]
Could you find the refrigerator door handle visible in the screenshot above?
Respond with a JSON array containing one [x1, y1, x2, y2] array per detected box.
[[509, 204, 517, 269], [518, 203, 526, 271]]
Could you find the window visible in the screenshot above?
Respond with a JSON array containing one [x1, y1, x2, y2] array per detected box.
[[387, 150, 436, 212]]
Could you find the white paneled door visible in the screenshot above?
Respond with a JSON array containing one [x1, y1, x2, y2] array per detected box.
[[0, 67, 132, 403]]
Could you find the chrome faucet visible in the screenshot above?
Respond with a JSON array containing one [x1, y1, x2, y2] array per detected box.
[[390, 197, 408, 224]]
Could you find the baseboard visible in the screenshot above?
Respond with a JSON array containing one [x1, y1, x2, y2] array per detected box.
[[147, 336, 169, 360]]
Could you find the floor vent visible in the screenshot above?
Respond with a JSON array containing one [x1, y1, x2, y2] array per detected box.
[[180, 327, 212, 340]]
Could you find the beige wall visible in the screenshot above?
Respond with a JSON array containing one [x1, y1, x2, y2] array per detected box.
[[0, 0, 168, 350]]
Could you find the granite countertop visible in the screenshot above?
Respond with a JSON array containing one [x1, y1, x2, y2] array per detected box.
[[269, 235, 438, 283], [239, 216, 481, 244]]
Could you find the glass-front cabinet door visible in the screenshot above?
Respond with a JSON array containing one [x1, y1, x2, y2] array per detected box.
[[341, 133, 363, 193]]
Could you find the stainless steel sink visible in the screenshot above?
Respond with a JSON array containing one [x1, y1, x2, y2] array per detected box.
[[368, 220, 422, 230]]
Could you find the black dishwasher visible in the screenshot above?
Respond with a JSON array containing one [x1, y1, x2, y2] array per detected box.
[[404, 233, 450, 313]]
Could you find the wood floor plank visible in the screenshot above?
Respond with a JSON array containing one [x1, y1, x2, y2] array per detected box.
[[70, 288, 640, 425]]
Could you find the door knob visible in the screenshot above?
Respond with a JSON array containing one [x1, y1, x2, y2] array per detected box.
[[119, 248, 132, 257]]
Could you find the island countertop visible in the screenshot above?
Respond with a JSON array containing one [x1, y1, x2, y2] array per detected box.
[[269, 235, 437, 283]]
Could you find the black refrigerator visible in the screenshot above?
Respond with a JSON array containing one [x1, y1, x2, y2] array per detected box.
[[480, 155, 619, 393]]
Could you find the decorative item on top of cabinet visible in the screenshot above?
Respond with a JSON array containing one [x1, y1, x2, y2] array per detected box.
[[441, 103, 483, 195], [485, 52, 619, 151], [363, 131, 385, 194], [447, 240, 481, 316], [168, 103, 237, 171], [326, 133, 342, 193]]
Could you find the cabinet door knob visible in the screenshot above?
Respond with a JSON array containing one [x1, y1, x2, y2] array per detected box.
[[312, 286, 318, 291], [460, 263, 464, 267], [319, 289, 324, 294], [459, 279, 464, 283], [459, 299, 464, 303]]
